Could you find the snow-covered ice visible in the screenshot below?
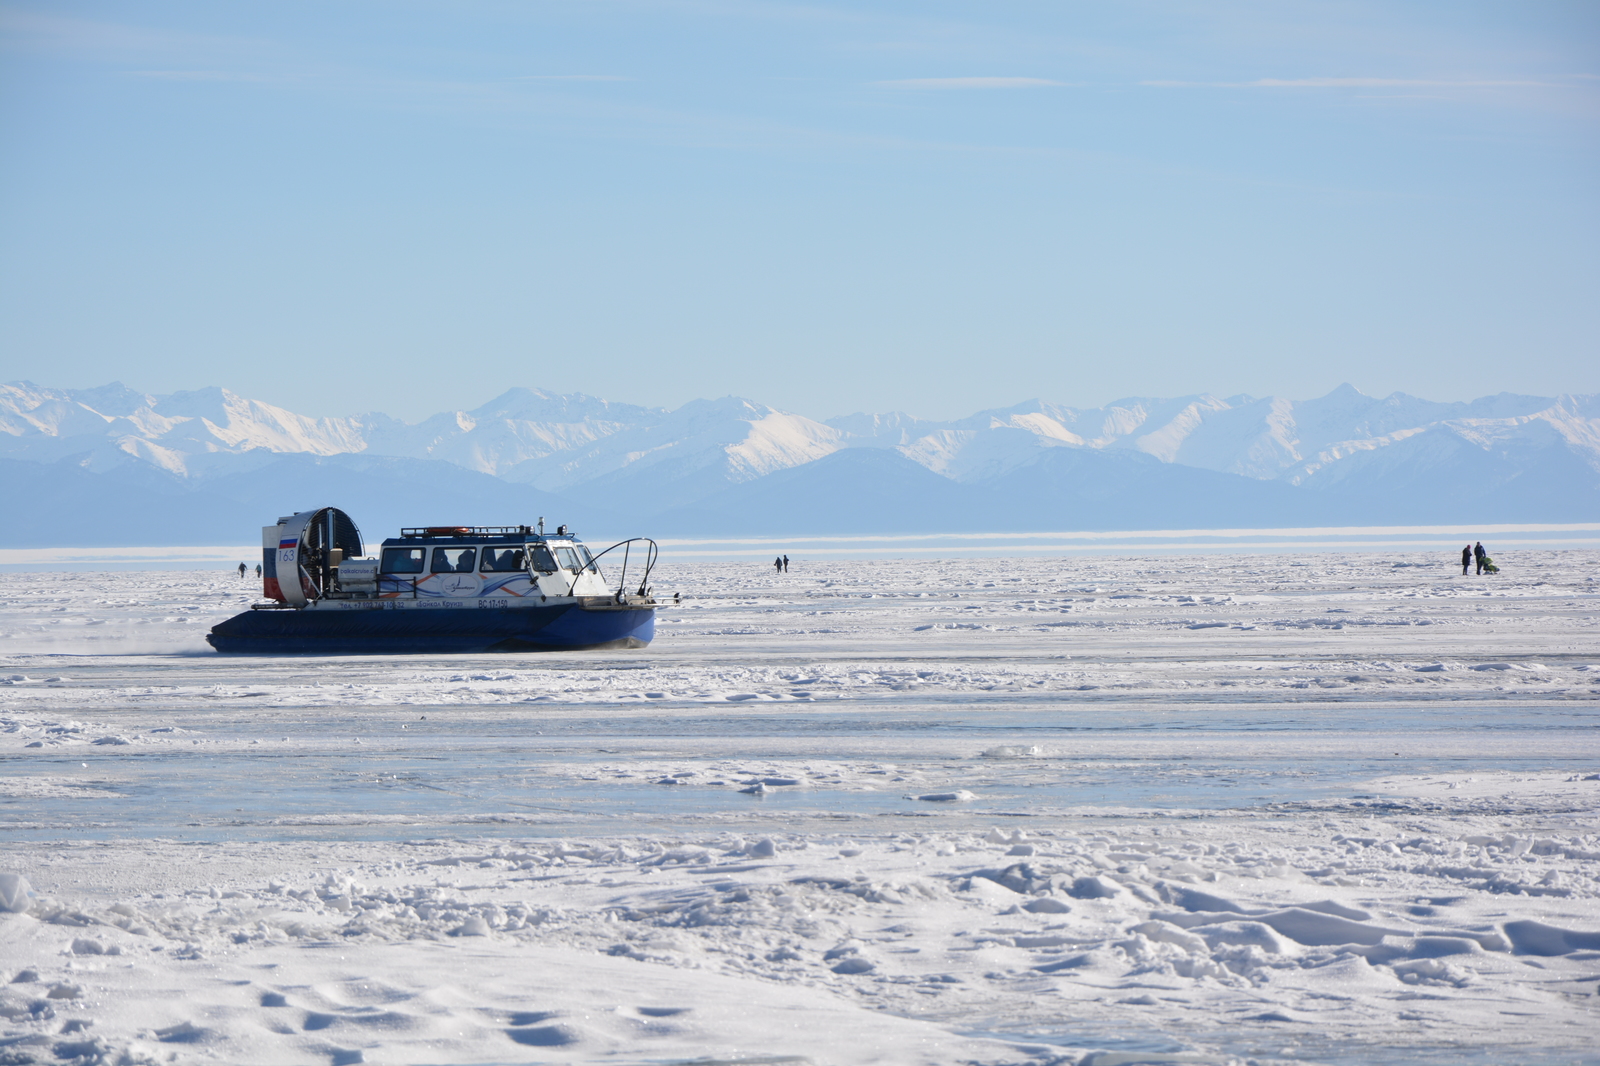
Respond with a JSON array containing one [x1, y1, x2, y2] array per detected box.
[[1, 551, 1598, 1064]]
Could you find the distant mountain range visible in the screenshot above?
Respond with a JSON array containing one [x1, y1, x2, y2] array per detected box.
[[3, 380, 1596, 547]]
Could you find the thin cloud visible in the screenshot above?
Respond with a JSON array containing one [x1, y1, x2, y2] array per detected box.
[[129, 70, 272, 82], [514, 75, 633, 82], [1143, 77, 1561, 89], [875, 77, 1064, 90], [1, 9, 270, 57]]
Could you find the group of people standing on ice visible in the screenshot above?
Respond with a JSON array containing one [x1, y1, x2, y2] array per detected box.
[[1461, 542, 1498, 575]]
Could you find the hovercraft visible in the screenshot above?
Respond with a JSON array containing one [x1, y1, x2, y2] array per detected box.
[[206, 507, 658, 654]]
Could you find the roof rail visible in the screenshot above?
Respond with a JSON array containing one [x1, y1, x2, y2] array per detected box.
[[397, 525, 539, 538]]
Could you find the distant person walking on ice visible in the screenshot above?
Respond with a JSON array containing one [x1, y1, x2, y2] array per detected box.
[[255, 563, 262, 579], [783, 555, 790, 573], [238, 562, 247, 579], [1474, 542, 1487, 575], [774, 556, 783, 574], [1461, 545, 1471, 575]]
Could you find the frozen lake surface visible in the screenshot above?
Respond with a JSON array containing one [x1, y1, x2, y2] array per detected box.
[[2, 551, 1598, 1065]]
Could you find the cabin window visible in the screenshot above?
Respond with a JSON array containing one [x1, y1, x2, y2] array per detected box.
[[577, 544, 600, 573], [380, 547, 425, 574], [430, 547, 477, 573], [554, 546, 582, 572], [480, 546, 526, 572], [527, 545, 558, 573]]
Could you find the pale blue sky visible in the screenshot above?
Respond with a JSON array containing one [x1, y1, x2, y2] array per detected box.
[[1, 1, 1596, 421]]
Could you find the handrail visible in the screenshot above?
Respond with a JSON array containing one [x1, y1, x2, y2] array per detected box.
[[586, 538, 658, 600]]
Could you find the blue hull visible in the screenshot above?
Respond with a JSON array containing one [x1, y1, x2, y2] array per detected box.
[[206, 603, 655, 654]]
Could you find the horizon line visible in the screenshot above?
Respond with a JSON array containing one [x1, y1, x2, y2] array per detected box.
[[1, 523, 1591, 567]]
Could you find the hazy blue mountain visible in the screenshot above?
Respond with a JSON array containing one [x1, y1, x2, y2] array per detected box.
[[982, 447, 1335, 531], [0, 459, 257, 547], [0, 454, 618, 549], [651, 448, 994, 535], [3, 379, 1595, 545], [191, 455, 622, 547], [1295, 416, 1600, 524], [650, 445, 1345, 536]]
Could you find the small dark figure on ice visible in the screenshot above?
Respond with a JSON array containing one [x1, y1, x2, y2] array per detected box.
[[774, 556, 783, 574], [783, 555, 790, 573], [1461, 545, 1471, 575], [1475, 542, 1487, 575], [238, 562, 247, 579]]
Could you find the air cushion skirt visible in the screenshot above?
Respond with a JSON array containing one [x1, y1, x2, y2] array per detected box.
[[206, 603, 655, 654]]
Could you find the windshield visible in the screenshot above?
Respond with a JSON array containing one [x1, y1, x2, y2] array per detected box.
[[527, 544, 558, 573]]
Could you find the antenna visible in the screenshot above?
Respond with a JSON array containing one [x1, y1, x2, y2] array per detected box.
[[538, 517, 544, 535]]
